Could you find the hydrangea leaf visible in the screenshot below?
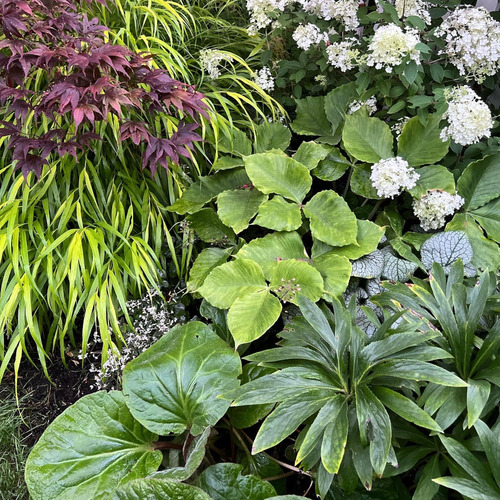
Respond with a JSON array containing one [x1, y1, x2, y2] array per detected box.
[[255, 122, 292, 153], [244, 153, 312, 203], [303, 191, 358, 246], [269, 260, 324, 305], [351, 164, 383, 199], [290, 96, 331, 136], [187, 248, 233, 293], [227, 290, 282, 347], [312, 254, 352, 298], [253, 196, 302, 231], [312, 147, 352, 181], [236, 232, 308, 277], [293, 141, 330, 170], [382, 251, 418, 281], [324, 82, 358, 132], [217, 189, 268, 234], [351, 250, 385, 279], [168, 169, 250, 215], [397, 115, 449, 166], [25, 391, 162, 500], [198, 259, 267, 309], [342, 113, 394, 163], [112, 479, 211, 500], [187, 208, 236, 244], [408, 165, 456, 199], [420, 231, 473, 271], [470, 197, 500, 243], [197, 463, 276, 500], [122, 322, 241, 436]]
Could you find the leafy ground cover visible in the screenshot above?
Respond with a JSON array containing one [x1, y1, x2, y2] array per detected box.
[[0, 0, 500, 499]]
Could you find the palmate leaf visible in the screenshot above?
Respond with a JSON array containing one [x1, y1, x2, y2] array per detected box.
[[25, 392, 162, 500], [122, 322, 241, 436]]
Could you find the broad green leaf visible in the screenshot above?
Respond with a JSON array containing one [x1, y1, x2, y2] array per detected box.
[[420, 231, 473, 271], [408, 165, 456, 199], [372, 387, 442, 432], [458, 153, 500, 210], [432, 477, 500, 500], [253, 196, 302, 231], [198, 259, 267, 309], [187, 208, 235, 244], [187, 248, 233, 293], [227, 290, 282, 346], [197, 463, 276, 500], [293, 141, 330, 170], [312, 147, 352, 181], [212, 156, 245, 171], [312, 254, 352, 298], [474, 419, 500, 487], [122, 322, 241, 436], [255, 123, 292, 153], [270, 259, 324, 304], [168, 169, 250, 215], [397, 115, 449, 166], [343, 114, 394, 163], [244, 153, 312, 203], [291, 96, 331, 136], [351, 164, 383, 199], [236, 232, 308, 277], [25, 391, 162, 500], [467, 379, 491, 428], [322, 401, 348, 474], [434, 387, 466, 430], [150, 428, 210, 481], [324, 82, 358, 132], [217, 189, 268, 233], [412, 454, 441, 500], [218, 128, 252, 156], [112, 479, 211, 500], [303, 191, 358, 246], [470, 197, 500, 243]]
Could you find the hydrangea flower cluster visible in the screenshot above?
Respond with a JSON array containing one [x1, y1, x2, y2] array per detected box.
[[254, 67, 275, 92], [348, 96, 377, 115], [392, 116, 410, 139], [200, 49, 234, 79], [370, 156, 419, 198], [246, 0, 291, 34], [326, 38, 360, 71], [395, 0, 431, 25], [292, 23, 329, 50], [440, 86, 493, 145], [413, 190, 465, 231], [300, 0, 360, 30], [366, 24, 421, 73], [434, 6, 500, 83]]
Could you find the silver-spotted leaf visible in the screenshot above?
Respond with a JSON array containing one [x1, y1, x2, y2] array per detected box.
[[351, 250, 384, 279], [420, 231, 473, 272], [382, 251, 418, 281]]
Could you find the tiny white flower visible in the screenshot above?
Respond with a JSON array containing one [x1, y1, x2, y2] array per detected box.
[[370, 156, 419, 198], [348, 96, 377, 115], [253, 67, 275, 92], [392, 116, 411, 139], [300, 0, 360, 30], [413, 190, 464, 230], [200, 49, 234, 79], [326, 38, 360, 72]]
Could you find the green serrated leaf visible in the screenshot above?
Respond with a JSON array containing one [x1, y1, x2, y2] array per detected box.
[[253, 196, 302, 231], [293, 141, 330, 170]]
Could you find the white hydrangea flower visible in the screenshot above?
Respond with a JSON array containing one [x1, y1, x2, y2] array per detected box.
[[370, 156, 419, 198], [392, 116, 411, 139], [254, 67, 275, 92], [366, 24, 421, 73], [434, 6, 500, 83], [413, 190, 464, 231], [440, 86, 493, 145], [395, 0, 431, 25], [326, 38, 360, 71], [246, 0, 292, 33], [292, 23, 329, 50], [348, 96, 377, 115], [299, 0, 360, 30], [315, 74, 328, 86], [200, 49, 234, 79]]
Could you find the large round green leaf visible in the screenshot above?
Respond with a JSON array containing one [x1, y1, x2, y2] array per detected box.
[[198, 259, 267, 309], [122, 322, 241, 436], [292, 141, 330, 170], [350, 164, 383, 199], [312, 254, 352, 298], [112, 479, 211, 500], [227, 290, 282, 347], [342, 114, 394, 163], [408, 165, 456, 199], [217, 189, 268, 234], [187, 248, 233, 293], [253, 196, 302, 231], [25, 391, 162, 500], [303, 191, 358, 246], [255, 122, 292, 153], [244, 153, 312, 203]]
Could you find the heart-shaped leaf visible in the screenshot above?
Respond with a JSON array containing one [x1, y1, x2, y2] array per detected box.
[[420, 231, 473, 272]]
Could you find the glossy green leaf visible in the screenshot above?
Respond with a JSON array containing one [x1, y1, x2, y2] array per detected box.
[[122, 322, 241, 436], [112, 479, 211, 500], [324, 82, 358, 132], [312, 253, 352, 298], [187, 208, 236, 244], [198, 259, 267, 309], [293, 141, 330, 170], [470, 197, 500, 243], [343, 114, 394, 163], [322, 401, 349, 474], [291, 96, 331, 136], [25, 391, 162, 500], [351, 164, 383, 200], [312, 147, 352, 181], [408, 165, 456, 199], [218, 128, 253, 157], [303, 191, 358, 246], [255, 123, 292, 153], [467, 379, 491, 428], [244, 153, 312, 203], [212, 156, 245, 171], [253, 196, 302, 231], [432, 477, 500, 500], [397, 115, 449, 166], [227, 290, 282, 347], [412, 454, 441, 500], [217, 189, 268, 233], [187, 248, 233, 293], [474, 419, 500, 487]]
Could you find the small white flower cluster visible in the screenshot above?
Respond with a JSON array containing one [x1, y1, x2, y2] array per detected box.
[[292, 23, 329, 50], [391, 116, 411, 139], [370, 156, 419, 198], [413, 190, 464, 231], [310, 0, 360, 31], [440, 86, 493, 145], [315, 74, 328, 86], [366, 24, 421, 73], [246, 0, 291, 34], [326, 38, 360, 71], [348, 96, 377, 115], [395, 0, 431, 25], [254, 67, 275, 92], [200, 49, 234, 79], [434, 6, 500, 83]]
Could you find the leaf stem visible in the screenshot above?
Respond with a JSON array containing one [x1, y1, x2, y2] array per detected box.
[[152, 441, 183, 451]]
